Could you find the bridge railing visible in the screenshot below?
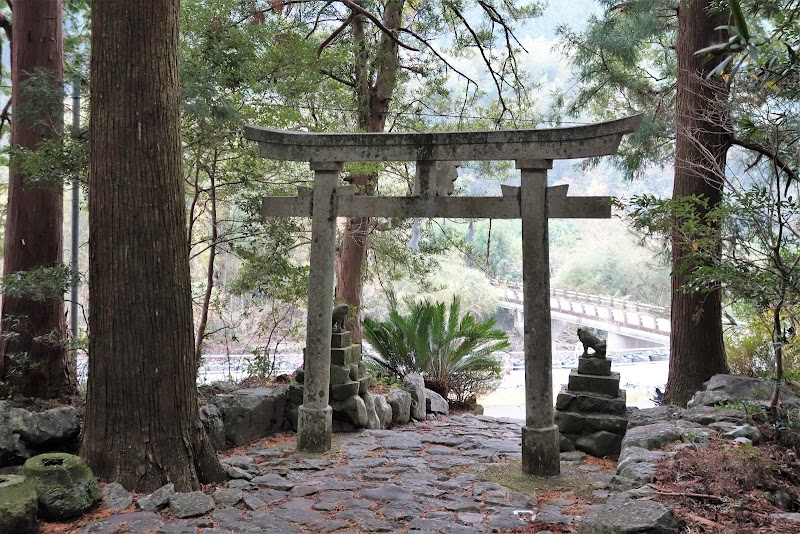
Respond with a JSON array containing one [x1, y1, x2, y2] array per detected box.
[[494, 283, 671, 334]]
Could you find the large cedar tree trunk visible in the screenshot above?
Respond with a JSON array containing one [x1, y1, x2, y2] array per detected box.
[[81, 0, 226, 492], [0, 0, 74, 399], [663, 0, 730, 406], [334, 0, 402, 344]]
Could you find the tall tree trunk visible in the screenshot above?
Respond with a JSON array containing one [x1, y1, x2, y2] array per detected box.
[[664, 0, 730, 406], [0, 0, 74, 400], [335, 0, 402, 344], [82, 0, 226, 492]]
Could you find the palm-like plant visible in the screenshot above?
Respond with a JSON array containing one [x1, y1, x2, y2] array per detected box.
[[363, 295, 509, 400]]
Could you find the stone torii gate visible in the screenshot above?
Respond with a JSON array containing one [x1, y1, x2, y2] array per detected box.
[[245, 115, 641, 476]]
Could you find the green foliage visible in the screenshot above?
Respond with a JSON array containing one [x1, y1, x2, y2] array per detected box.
[[726, 306, 800, 379], [1, 265, 74, 302], [362, 294, 508, 401]]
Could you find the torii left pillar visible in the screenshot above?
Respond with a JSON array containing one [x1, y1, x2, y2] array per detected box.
[[296, 161, 342, 452]]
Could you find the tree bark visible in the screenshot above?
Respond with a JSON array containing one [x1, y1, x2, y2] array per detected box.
[[81, 0, 226, 492], [664, 0, 730, 406], [0, 0, 74, 400], [334, 0, 402, 344]]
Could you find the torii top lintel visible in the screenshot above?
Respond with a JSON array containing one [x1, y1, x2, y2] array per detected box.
[[244, 115, 642, 163]]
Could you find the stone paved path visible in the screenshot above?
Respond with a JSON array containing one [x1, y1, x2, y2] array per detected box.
[[82, 414, 616, 533]]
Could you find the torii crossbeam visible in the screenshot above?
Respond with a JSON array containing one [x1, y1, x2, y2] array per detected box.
[[245, 115, 642, 476]]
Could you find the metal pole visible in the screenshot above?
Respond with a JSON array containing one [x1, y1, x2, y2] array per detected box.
[[70, 77, 80, 344]]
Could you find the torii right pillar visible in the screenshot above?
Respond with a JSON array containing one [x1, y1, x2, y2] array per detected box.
[[518, 159, 560, 475]]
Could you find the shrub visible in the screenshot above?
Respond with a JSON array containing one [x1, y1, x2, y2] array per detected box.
[[363, 294, 508, 401]]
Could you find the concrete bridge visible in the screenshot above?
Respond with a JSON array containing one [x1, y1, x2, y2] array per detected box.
[[496, 285, 670, 351]]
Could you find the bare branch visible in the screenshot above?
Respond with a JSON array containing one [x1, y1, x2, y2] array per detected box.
[[336, 0, 419, 52], [732, 136, 800, 193], [317, 12, 354, 55], [399, 27, 479, 90]]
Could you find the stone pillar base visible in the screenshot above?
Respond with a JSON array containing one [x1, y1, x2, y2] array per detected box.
[[297, 405, 332, 453], [522, 424, 560, 476]]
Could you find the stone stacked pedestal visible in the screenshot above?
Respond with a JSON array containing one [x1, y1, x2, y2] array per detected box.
[[555, 357, 628, 457], [290, 331, 387, 431]]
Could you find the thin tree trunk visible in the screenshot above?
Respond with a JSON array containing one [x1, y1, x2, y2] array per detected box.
[[664, 0, 730, 406], [0, 0, 74, 400], [195, 153, 218, 362], [335, 0, 402, 344], [82, 0, 226, 492]]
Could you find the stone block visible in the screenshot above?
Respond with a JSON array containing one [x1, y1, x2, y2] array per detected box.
[[358, 375, 371, 395], [568, 371, 620, 397], [373, 394, 393, 428], [331, 346, 359, 366], [575, 431, 622, 457], [556, 411, 628, 435], [331, 381, 360, 401], [330, 365, 351, 385], [360, 392, 382, 430], [211, 387, 288, 447], [330, 331, 352, 349], [577, 357, 612, 376], [556, 387, 627, 415], [403, 373, 427, 421], [330, 395, 368, 428], [424, 388, 449, 415]]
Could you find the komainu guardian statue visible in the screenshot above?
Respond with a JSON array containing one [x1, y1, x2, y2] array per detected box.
[[577, 328, 607, 359]]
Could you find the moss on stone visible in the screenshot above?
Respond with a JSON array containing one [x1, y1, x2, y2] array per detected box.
[[20, 452, 101, 520], [0, 474, 38, 534]]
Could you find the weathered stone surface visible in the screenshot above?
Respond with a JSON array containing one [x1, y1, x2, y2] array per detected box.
[[361, 483, 413, 502], [101, 482, 133, 512], [626, 406, 682, 429], [330, 365, 352, 385], [361, 392, 382, 430], [555, 411, 628, 435], [621, 421, 702, 451], [331, 346, 360, 366], [20, 453, 101, 520], [168, 491, 215, 518], [617, 461, 657, 483], [199, 404, 226, 451], [577, 357, 612, 376], [138, 483, 175, 512], [330, 395, 368, 427], [373, 394, 393, 429], [331, 331, 352, 349], [578, 499, 680, 533], [568, 371, 621, 397], [688, 374, 800, 408], [211, 386, 288, 447], [358, 374, 372, 394], [81, 511, 164, 533], [14, 406, 81, 447], [404, 373, 427, 421], [252, 473, 294, 491], [575, 431, 622, 457], [425, 388, 450, 415], [331, 381, 360, 401], [211, 487, 242, 507], [557, 388, 627, 415], [387, 388, 412, 425], [680, 406, 746, 425], [617, 446, 671, 474], [0, 474, 37, 534], [722, 424, 762, 443], [559, 433, 576, 452]]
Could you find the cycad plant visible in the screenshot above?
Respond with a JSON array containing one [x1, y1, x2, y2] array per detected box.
[[363, 295, 509, 401]]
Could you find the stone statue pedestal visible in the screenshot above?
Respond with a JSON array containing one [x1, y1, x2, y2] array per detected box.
[[555, 357, 627, 456], [290, 330, 382, 432]]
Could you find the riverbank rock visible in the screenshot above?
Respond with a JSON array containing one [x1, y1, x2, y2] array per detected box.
[[20, 453, 101, 520], [403, 374, 427, 421], [102, 482, 133, 512], [387, 388, 412, 425], [425, 388, 449, 415], [578, 498, 680, 533], [688, 374, 800, 408]]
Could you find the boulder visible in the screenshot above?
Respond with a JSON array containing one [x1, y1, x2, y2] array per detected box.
[[424, 388, 449, 415], [575, 431, 622, 457], [138, 483, 175, 512], [680, 406, 746, 425], [199, 404, 226, 451], [360, 392, 382, 430], [168, 491, 215, 518], [373, 394, 393, 429], [578, 498, 680, 533], [626, 406, 681, 429], [330, 365, 352, 385], [210, 386, 287, 447], [330, 395, 368, 427], [722, 424, 762, 443], [621, 421, 703, 451], [20, 453, 101, 520], [102, 482, 133, 512], [688, 374, 800, 408], [387, 388, 412, 425], [403, 374, 427, 421], [13, 406, 80, 447], [617, 446, 672, 474], [331, 381, 360, 401], [0, 474, 37, 534]]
